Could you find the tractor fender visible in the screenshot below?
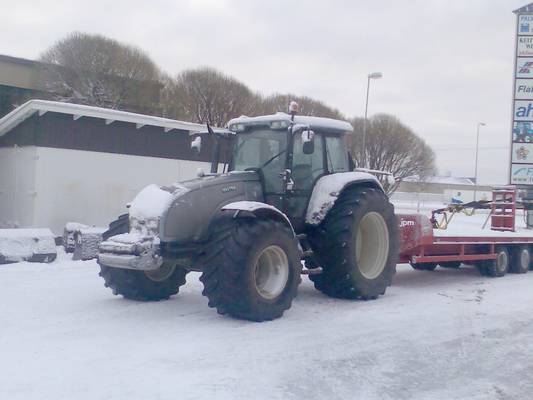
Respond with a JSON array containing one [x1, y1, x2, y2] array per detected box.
[[219, 201, 296, 236], [305, 172, 384, 226]]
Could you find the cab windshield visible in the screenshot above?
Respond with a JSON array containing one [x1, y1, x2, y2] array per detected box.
[[231, 128, 287, 193]]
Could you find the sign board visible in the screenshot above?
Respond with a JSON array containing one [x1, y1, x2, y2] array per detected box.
[[519, 14, 533, 34], [511, 5, 533, 185], [516, 57, 533, 78], [511, 164, 533, 184], [512, 142, 533, 162]]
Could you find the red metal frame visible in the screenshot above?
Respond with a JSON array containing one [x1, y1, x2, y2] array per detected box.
[[490, 187, 516, 232], [397, 213, 533, 265]]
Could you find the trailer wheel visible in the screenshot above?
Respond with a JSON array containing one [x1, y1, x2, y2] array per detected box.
[[200, 218, 301, 322], [439, 261, 461, 269], [308, 186, 398, 300], [480, 246, 510, 278], [410, 263, 437, 271], [510, 245, 530, 274]]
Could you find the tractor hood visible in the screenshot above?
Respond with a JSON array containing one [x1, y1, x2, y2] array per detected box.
[[158, 171, 263, 243]]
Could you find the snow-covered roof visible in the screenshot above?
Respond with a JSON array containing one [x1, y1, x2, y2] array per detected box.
[[227, 112, 353, 134], [403, 175, 475, 186], [0, 100, 225, 137]]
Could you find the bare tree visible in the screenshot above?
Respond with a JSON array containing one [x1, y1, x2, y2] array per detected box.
[[40, 32, 161, 112], [256, 94, 345, 119], [163, 67, 259, 126], [350, 114, 436, 193]]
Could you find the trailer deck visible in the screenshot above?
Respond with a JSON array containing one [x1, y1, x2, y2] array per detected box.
[[397, 211, 533, 273]]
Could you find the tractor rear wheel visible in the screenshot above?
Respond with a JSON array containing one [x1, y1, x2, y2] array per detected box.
[[200, 219, 301, 321], [308, 186, 398, 300]]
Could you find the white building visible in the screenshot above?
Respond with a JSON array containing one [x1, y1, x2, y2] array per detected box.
[[0, 100, 216, 234]]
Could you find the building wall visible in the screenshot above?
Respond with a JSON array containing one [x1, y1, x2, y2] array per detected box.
[[32, 147, 211, 234], [0, 146, 37, 227], [0, 107, 226, 233], [398, 181, 493, 202], [0, 55, 47, 91]]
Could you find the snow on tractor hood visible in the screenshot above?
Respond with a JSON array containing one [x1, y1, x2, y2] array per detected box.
[[127, 183, 189, 236], [306, 172, 382, 225], [128, 184, 188, 221]]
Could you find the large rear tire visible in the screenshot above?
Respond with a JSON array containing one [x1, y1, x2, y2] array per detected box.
[[308, 186, 398, 300], [200, 218, 301, 322], [98, 215, 187, 301]]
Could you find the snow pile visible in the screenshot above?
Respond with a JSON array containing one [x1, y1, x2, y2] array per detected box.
[[0, 229, 56, 264], [0, 221, 19, 229], [306, 172, 381, 225]]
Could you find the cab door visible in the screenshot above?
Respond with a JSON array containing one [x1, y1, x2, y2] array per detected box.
[[285, 132, 326, 232]]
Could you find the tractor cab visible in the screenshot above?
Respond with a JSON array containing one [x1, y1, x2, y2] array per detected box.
[[226, 108, 354, 230]]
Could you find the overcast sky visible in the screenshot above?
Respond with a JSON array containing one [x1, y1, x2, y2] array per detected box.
[[2, 0, 529, 184]]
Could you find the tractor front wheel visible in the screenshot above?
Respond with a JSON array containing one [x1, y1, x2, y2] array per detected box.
[[98, 214, 188, 301], [200, 219, 301, 322], [99, 262, 188, 301]]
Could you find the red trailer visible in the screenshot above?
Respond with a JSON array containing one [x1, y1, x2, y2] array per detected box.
[[397, 211, 533, 277]]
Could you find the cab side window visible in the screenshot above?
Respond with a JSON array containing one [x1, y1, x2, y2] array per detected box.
[[292, 133, 325, 191], [325, 136, 349, 173]]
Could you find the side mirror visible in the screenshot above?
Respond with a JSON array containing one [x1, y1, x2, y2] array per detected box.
[[191, 136, 202, 155], [302, 130, 315, 155]]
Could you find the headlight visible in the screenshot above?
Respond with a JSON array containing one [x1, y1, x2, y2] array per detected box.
[[130, 216, 160, 236]]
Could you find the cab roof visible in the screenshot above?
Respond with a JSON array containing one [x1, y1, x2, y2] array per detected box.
[[227, 112, 353, 135]]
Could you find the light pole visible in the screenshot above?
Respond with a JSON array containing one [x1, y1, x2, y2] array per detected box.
[[474, 122, 486, 201], [362, 72, 383, 168]]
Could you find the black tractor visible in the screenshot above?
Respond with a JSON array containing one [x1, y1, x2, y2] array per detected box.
[[98, 103, 398, 321]]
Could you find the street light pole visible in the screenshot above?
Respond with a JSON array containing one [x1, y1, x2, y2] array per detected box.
[[362, 72, 382, 168], [474, 122, 486, 201]]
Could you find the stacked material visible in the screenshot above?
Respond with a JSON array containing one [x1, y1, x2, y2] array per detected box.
[[72, 227, 107, 261], [63, 222, 89, 253]]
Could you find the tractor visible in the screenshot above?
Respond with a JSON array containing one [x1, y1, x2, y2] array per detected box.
[[97, 102, 398, 321]]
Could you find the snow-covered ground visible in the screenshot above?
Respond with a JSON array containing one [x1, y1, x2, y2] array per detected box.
[[1, 243, 533, 400]]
